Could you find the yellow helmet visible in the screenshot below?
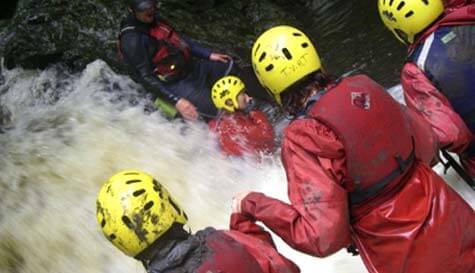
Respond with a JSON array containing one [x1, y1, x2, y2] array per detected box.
[[251, 25, 321, 105], [96, 170, 188, 257], [211, 75, 245, 113], [378, 0, 444, 44]]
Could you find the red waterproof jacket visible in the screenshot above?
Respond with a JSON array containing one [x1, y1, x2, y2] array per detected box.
[[227, 214, 300, 273], [145, 226, 299, 273], [402, 2, 475, 174], [237, 75, 475, 273], [209, 111, 275, 157]]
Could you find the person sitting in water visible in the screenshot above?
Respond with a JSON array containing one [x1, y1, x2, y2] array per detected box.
[[119, 0, 233, 121], [96, 169, 300, 273], [208, 75, 275, 157]]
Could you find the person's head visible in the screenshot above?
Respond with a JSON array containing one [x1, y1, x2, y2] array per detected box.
[[96, 170, 188, 258], [211, 75, 251, 113], [378, 0, 444, 44], [251, 25, 329, 115], [127, 0, 158, 24]]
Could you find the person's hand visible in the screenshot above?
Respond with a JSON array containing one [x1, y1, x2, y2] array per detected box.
[[175, 98, 199, 121], [232, 191, 252, 213], [209, 53, 232, 63]]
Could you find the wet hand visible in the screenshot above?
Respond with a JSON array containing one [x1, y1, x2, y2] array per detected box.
[[209, 53, 232, 63], [175, 98, 199, 121], [232, 191, 252, 213]]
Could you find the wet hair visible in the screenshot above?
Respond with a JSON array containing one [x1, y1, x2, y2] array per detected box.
[[281, 70, 332, 116]]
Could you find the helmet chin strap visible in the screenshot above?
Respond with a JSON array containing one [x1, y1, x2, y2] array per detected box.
[[184, 223, 192, 234], [242, 98, 256, 114]]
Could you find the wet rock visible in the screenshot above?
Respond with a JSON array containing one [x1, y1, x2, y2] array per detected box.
[[0, 0, 406, 86], [0, 0, 296, 73], [0, 0, 19, 20]]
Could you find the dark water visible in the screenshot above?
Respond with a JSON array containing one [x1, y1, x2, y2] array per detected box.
[[163, 0, 407, 88], [283, 0, 407, 87]]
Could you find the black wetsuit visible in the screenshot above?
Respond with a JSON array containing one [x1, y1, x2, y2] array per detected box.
[[119, 13, 232, 118]]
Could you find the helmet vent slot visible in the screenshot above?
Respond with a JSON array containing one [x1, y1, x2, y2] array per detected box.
[[389, 0, 394, 6], [168, 197, 181, 214], [301, 42, 309, 48], [259, 52, 266, 62], [101, 219, 106, 227], [126, 179, 141, 184], [282, 48, 292, 60], [144, 201, 154, 210], [152, 179, 162, 195], [109, 234, 116, 240], [421, 0, 429, 5], [405, 11, 414, 17], [233, 80, 238, 85], [397, 1, 405, 10], [122, 216, 134, 229], [292, 32, 302, 36], [265, 64, 274, 72], [254, 44, 261, 56], [133, 189, 146, 196]]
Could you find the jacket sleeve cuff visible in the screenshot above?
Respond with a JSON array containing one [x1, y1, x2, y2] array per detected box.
[[240, 192, 266, 219]]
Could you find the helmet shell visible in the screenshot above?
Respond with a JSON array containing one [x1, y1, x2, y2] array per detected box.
[[378, 0, 444, 44], [127, 0, 157, 11], [96, 170, 188, 257], [251, 25, 321, 105], [211, 76, 246, 113]]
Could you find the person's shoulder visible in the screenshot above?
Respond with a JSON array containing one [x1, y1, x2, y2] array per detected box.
[[193, 227, 219, 240], [120, 13, 136, 29], [119, 16, 143, 44]]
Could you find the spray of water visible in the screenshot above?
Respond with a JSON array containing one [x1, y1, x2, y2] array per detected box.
[[0, 60, 472, 273]]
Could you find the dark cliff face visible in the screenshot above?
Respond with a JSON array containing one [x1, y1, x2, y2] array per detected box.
[[0, 0, 297, 73], [0, 0, 125, 71], [0, 0, 18, 20], [0, 0, 406, 86]]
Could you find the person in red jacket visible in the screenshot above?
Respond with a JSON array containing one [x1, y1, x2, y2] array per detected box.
[[231, 25, 475, 273], [96, 170, 299, 273], [208, 75, 275, 157], [378, 0, 475, 177]]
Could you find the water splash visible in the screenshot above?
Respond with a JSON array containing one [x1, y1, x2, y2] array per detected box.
[[1, 60, 471, 273]]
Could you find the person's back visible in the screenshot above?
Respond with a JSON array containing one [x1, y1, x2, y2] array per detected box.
[[232, 25, 475, 273], [96, 170, 298, 273], [142, 225, 264, 273], [145, 224, 299, 273], [379, 0, 475, 177], [305, 74, 475, 273], [208, 76, 275, 157], [209, 111, 275, 157]]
